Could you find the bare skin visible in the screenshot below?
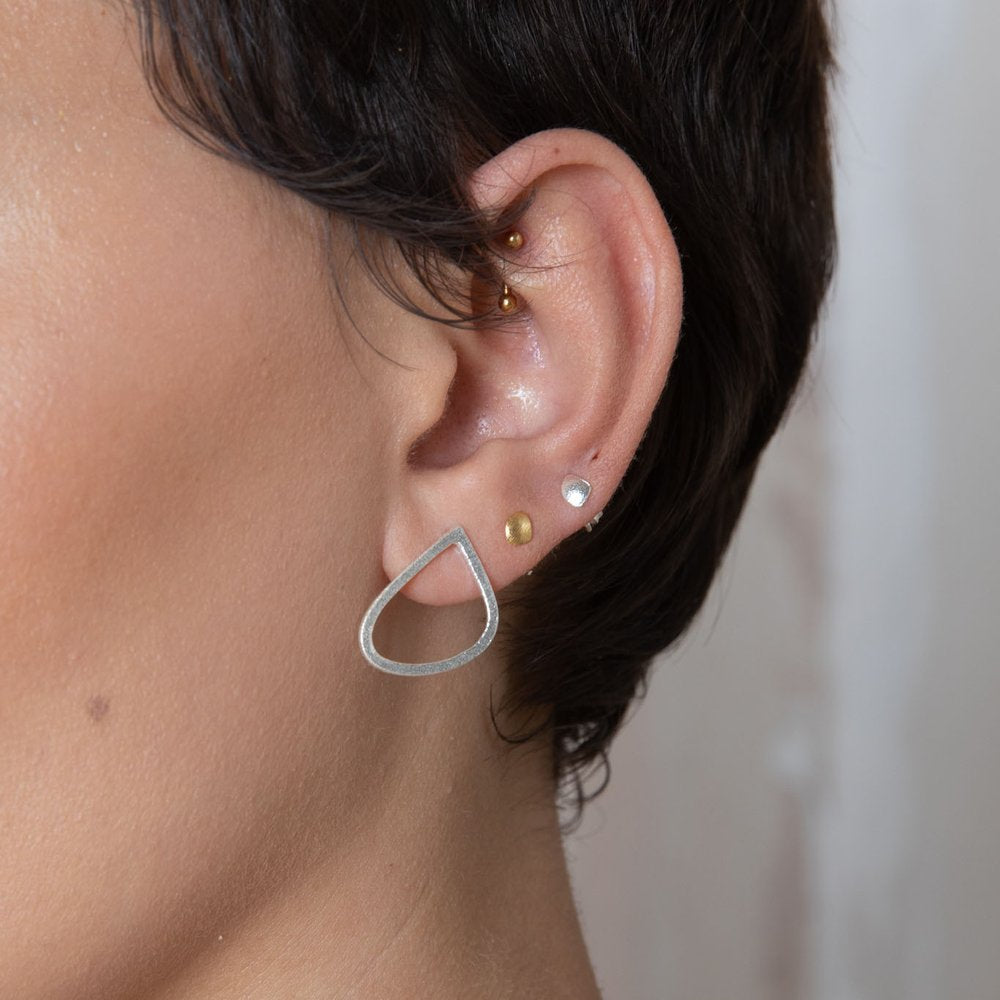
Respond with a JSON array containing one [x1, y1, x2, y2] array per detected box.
[[0, 2, 681, 997]]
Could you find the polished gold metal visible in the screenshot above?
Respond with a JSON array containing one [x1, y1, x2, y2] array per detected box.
[[504, 511, 533, 546], [498, 283, 519, 314], [504, 230, 525, 251]]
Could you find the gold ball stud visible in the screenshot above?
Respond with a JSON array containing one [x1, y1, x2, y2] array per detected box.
[[504, 511, 533, 546], [498, 283, 519, 314], [504, 230, 525, 251]]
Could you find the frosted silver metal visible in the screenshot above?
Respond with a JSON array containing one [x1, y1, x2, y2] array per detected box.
[[358, 525, 499, 676], [561, 475, 592, 508]]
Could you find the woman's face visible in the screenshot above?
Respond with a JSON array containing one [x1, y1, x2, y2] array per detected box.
[[1, 2, 399, 991]]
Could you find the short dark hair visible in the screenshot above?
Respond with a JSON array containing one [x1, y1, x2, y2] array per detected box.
[[128, 0, 838, 830]]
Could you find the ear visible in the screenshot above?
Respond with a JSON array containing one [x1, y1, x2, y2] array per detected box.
[[380, 127, 683, 605]]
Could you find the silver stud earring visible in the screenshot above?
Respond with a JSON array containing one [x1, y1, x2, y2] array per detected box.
[[358, 525, 498, 677], [561, 475, 592, 508]]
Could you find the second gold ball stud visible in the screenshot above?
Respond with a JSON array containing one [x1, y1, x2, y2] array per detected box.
[[498, 283, 518, 314], [504, 511, 533, 546]]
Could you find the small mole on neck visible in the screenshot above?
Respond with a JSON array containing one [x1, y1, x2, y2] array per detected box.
[[86, 694, 110, 723]]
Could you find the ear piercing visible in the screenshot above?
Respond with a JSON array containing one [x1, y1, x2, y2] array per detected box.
[[359, 525, 499, 675], [357, 468, 601, 675], [497, 229, 525, 313], [504, 230, 525, 251], [561, 475, 592, 508], [498, 283, 519, 314], [504, 511, 533, 545], [562, 474, 602, 531], [506, 474, 595, 548]]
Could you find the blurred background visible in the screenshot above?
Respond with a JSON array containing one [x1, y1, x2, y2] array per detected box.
[[565, 2, 1000, 997]]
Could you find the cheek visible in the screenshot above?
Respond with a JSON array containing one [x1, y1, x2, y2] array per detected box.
[[0, 120, 373, 991], [0, 159, 269, 681], [0, 96, 351, 764], [0, 10, 356, 685], [0, 6, 383, 991]]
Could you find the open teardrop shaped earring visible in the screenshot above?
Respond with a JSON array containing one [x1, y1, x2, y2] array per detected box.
[[358, 526, 499, 677]]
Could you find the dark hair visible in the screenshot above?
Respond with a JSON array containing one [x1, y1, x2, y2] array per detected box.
[[128, 0, 837, 830]]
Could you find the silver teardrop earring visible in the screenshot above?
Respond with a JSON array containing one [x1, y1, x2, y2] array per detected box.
[[358, 525, 499, 677]]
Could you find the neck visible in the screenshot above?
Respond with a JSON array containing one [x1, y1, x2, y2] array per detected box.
[[147, 601, 602, 999]]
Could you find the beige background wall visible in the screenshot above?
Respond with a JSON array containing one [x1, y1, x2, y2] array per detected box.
[[566, 2, 1000, 997]]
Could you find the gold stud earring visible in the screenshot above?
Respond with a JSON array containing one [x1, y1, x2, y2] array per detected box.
[[504, 511, 533, 545], [504, 230, 525, 251], [498, 283, 519, 314]]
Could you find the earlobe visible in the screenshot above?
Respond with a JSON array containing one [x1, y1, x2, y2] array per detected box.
[[381, 127, 683, 610]]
